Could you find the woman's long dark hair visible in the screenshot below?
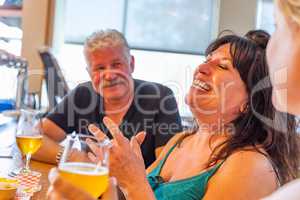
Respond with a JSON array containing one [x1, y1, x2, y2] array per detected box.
[[186, 30, 299, 184]]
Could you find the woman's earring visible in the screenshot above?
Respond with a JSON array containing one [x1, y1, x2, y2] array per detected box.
[[240, 103, 249, 113]]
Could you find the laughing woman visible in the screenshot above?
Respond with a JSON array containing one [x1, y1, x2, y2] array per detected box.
[[48, 30, 300, 200], [86, 31, 299, 200]]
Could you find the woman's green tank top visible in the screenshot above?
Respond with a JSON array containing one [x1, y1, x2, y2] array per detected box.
[[147, 143, 224, 200]]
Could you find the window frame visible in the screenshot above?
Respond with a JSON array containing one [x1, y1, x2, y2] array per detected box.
[[0, 5, 22, 17]]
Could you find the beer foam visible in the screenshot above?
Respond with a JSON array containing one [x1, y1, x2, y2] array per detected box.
[[16, 135, 43, 139], [59, 162, 108, 176]]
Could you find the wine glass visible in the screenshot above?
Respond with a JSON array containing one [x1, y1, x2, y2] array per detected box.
[[58, 134, 111, 198], [15, 109, 43, 175]]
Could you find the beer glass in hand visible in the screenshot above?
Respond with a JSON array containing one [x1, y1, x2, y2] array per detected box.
[[15, 109, 43, 174], [58, 134, 110, 198]]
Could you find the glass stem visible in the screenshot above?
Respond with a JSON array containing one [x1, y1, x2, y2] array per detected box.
[[25, 153, 31, 172]]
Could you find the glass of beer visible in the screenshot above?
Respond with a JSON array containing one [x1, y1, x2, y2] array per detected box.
[[58, 134, 111, 198], [15, 109, 43, 174]]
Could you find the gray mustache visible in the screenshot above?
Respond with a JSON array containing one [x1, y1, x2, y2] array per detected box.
[[102, 79, 126, 88]]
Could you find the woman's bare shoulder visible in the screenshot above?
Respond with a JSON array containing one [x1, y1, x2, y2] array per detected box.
[[203, 148, 278, 200], [215, 147, 279, 183]]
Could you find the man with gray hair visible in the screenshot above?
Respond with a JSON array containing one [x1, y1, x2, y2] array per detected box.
[[33, 29, 182, 167]]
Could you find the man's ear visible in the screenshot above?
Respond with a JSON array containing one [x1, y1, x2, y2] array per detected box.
[[129, 55, 135, 73]]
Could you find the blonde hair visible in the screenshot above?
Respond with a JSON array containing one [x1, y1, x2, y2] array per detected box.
[[276, 0, 300, 25]]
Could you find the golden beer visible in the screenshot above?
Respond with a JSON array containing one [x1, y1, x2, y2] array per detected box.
[[0, 178, 18, 200], [16, 135, 43, 155], [59, 162, 109, 198]]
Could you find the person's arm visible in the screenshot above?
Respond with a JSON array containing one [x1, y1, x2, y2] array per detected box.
[[203, 150, 278, 200], [32, 118, 66, 164], [154, 87, 182, 158], [32, 87, 77, 164]]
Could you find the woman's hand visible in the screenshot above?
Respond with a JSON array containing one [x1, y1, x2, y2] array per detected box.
[[88, 117, 147, 191], [47, 168, 118, 200]]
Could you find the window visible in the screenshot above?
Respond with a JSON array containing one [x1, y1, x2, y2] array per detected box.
[[0, 0, 22, 6], [64, 0, 125, 44], [256, 0, 275, 33], [0, 0, 22, 55], [125, 0, 213, 54], [0, 0, 23, 100], [64, 0, 216, 54]]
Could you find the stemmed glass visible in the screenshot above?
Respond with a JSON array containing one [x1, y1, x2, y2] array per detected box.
[[15, 109, 43, 175], [58, 134, 111, 198]]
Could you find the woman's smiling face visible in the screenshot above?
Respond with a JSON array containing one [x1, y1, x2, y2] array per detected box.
[[186, 44, 248, 124]]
